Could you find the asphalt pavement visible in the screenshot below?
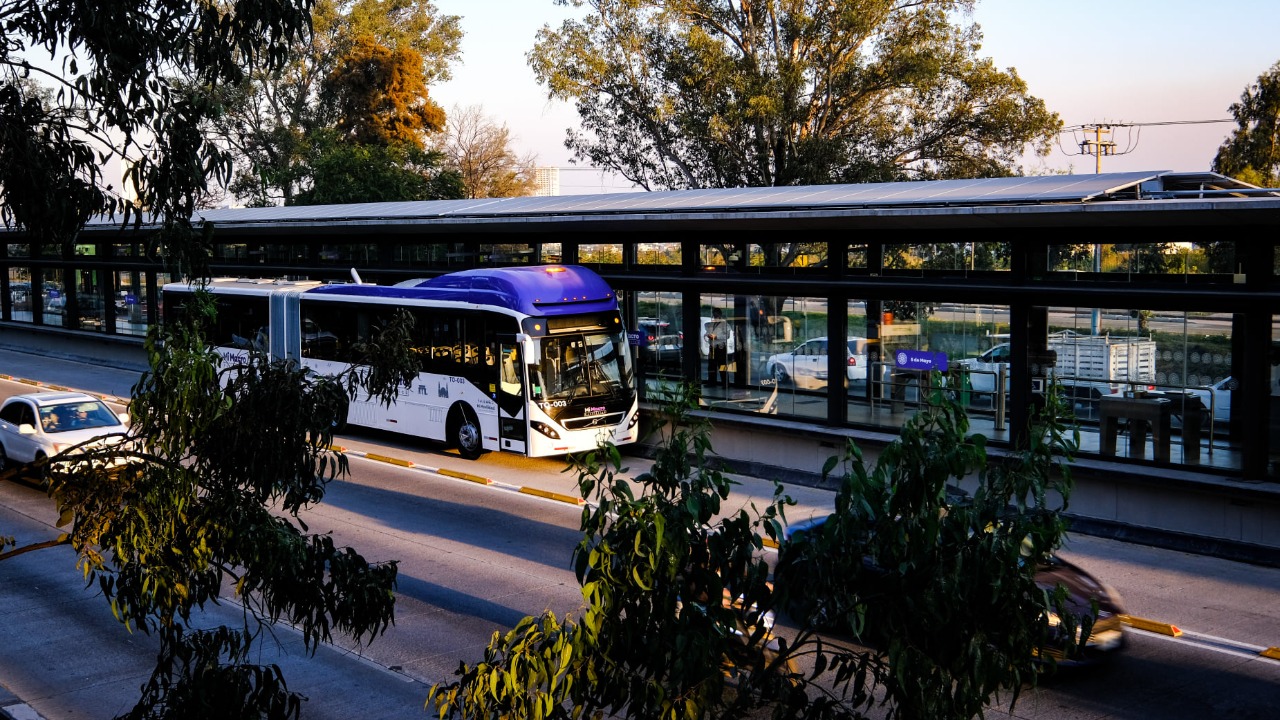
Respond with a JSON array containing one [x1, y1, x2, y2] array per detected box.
[[0, 344, 444, 720], [0, 339, 838, 719]]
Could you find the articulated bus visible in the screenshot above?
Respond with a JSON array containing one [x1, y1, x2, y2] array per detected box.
[[163, 265, 638, 459]]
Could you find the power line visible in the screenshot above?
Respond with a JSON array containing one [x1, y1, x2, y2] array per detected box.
[[1061, 118, 1238, 172]]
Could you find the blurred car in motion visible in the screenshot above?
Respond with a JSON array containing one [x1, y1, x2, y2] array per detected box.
[[773, 514, 1127, 668], [764, 337, 868, 389], [0, 391, 130, 475]]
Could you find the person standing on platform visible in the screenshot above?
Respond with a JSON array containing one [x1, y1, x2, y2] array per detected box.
[[706, 308, 730, 387]]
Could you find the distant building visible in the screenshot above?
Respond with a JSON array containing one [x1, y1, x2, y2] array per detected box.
[[533, 167, 560, 197]]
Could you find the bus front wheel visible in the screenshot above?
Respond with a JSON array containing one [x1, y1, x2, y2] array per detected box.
[[450, 404, 484, 460]]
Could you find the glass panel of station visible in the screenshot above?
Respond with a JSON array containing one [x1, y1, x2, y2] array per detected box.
[[1047, 241, 1239, 281], [1272, 316, 1280, 478], [1045, 305, 1238, 471], [42, 268, 66, 327], [635, 242, 681, 267], [113, 270, 151, 336], [7, 264, 32, 323], [727, 293, 830, 419], [579, 243, 622, 266], [74, 267, 108, 332], [632, 290, 685, 401], [871, 301, 1010, 440]]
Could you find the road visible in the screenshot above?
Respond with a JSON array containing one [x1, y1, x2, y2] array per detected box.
[[1, 349, 1278, 718]]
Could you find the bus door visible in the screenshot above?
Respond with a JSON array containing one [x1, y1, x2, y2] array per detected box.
[[496, 337, 528, 453]]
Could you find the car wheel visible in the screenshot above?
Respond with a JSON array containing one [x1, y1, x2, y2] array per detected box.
[[450, 404, 484, 460], [771, 363, 791, 386], [33, 451, 50, 483], [0, 442, 8, 470]]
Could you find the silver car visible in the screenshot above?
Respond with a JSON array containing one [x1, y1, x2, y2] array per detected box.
[[0, 391, 130, 473], [765, 337, 869, 390]]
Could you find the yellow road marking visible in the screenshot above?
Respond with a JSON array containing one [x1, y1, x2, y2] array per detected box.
[[520, 487, 584, 505], [1119, 615, 1182, 637], [365, 453, 414, 468], [438, 468, 492, 485]]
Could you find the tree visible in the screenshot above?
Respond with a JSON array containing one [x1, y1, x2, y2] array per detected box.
[[294, 130, 464, 204], [325, 34, 447, 148], [1213, 60, 1280, 187], [1, 2, 424, 714], [529, 0, 1062, 191], [427, 381, 1087, 719], [1, 296, 420, 718], [0, 0, 314, 274], [290, 33, 464, 205], [440, 104, 539, 199], [209, 0, 463, 206]]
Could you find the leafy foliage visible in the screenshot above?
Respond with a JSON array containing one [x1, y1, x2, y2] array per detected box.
[[774, 376, 1084, 719], [206, 0, 464, 206], [428, 384, 798, 719], [2, 297, 418, 718], [1213, 59, 1280, 187], [429, 379, 1085, 720], [530, 0, 1062, 190], [292, 129, 464, 205], [324, 34, 447, 147], [0, 0, 315, 273]]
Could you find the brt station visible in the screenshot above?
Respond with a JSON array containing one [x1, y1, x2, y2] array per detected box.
[[4, 170, 1280, 558]]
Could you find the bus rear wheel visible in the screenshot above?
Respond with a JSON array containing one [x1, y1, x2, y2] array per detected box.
[[450, 404, 484, 460]]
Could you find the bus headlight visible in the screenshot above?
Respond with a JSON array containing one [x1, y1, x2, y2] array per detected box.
[[628, 412, 639, 429], [531, 421, 561, 439]]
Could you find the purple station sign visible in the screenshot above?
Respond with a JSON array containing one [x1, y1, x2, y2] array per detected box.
[[895, 349, 948, 371]]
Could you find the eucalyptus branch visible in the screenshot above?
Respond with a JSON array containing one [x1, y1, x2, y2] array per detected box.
[[0, 536, 71, 562]]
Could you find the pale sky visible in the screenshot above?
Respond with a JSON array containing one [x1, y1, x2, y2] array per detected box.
[[430, 0, 1280, 192]]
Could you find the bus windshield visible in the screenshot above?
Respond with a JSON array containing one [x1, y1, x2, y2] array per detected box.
[[540, 331, 634, 402]]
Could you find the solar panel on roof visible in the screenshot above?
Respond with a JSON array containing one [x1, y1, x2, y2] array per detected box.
[[75, 170, 1267, 231]]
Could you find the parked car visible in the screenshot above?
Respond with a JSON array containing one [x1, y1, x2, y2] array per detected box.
[[0, 391, 130, 474], [641, 333, 684, 370], [635, 317, 672, 351], [773, 513, 1127, 668], [764, 337, 868, 390], [1187, 375, 1234, 424]]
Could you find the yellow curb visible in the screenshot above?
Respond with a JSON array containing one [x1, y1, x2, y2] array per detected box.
[[46, 384, 71, 391], [762, 537, 778, 549], [365, 453, 414, 468], [438, 468, 492, 485], [17, 378, 40, 386], [520, 487, 584, 505], [328, 445, 347, 453], [1262, 647, 1280, 661], [1119, 615, 1182, 637]]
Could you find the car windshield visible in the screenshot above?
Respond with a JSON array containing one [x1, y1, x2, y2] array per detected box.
[[39, 401, 119, 434]]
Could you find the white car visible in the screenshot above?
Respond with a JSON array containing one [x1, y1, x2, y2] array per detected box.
[[765, 337, 869, 390], [0, 391, 130, 473], [1186, 376, 1234, 424]]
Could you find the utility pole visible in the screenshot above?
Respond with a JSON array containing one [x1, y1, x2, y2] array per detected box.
[[1080, 124, 1117, 174], [1080, 125, 1115, 333]]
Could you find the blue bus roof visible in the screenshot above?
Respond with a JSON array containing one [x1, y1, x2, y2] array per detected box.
[[304, 265, 619, 316]]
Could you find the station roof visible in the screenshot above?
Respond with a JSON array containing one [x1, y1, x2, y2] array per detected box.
[[76, 170, 1280, 235]]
